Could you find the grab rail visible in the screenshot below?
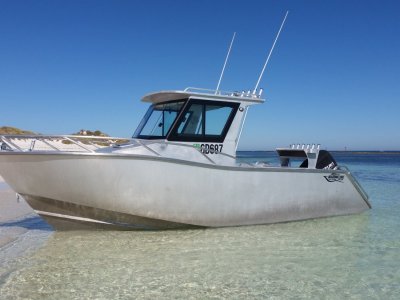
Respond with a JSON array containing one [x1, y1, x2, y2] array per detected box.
[[337, 165, 371, 208], [183, 87, 264, 100]]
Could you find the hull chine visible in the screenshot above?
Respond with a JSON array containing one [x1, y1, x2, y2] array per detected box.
[[22, 194, 202, 230]]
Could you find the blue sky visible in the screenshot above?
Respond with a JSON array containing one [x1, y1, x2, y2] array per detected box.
[[1, 0, 399, 150]]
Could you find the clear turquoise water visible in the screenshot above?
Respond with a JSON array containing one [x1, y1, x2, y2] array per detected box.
[[0, 152, 399, 299]]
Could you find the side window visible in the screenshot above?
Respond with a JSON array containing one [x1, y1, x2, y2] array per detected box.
[[205, 105, 233, 135], [169, 100, 239, 142], [177, 104, 203, 135]]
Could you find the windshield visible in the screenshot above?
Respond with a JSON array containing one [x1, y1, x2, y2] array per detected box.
[[133, 101, 185, 139]]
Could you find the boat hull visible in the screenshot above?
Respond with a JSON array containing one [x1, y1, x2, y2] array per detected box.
[[0, 153, 370, 229]]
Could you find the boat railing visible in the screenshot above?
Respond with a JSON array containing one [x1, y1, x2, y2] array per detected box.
[[184, 87, 263, 100], [0, 134, 130, 153], [337, 165, 371, 207], [0, 135, 220, 164]]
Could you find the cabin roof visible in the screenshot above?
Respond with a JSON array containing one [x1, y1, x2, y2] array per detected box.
[[141, 88, 265, 104]]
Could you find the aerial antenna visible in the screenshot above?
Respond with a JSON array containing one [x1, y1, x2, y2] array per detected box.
[[253, 11, 289, 94], [216, 32, 236, 94]]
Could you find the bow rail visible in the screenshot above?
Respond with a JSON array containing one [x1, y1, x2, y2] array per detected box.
[[0, 135, 130, 153]]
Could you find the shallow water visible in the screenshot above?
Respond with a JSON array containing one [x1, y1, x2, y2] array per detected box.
[[1, 152, 400, 299], [0, 182, 9, 190]]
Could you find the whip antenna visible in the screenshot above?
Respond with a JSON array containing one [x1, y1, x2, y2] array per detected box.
[[253, 11, 289, 94], [216, 32, 236, 93]]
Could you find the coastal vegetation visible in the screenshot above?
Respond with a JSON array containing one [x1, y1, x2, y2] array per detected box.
[[0, 126, 35, 135], [66, 129, 121, 145], [0, 126, 110, 137], [73, 129, 109, 137]]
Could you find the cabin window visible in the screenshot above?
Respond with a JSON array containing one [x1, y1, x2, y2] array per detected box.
[[177, 104, 203, 135], [169, 99, 239, 142], [133, 100, 185, 139], [205, 105, 233, 135]]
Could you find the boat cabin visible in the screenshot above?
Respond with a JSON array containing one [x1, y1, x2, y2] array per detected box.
[[132, 88, 264, 158]]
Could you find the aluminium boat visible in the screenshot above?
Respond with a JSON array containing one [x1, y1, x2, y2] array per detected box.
[[0, 88, 370, 229]]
